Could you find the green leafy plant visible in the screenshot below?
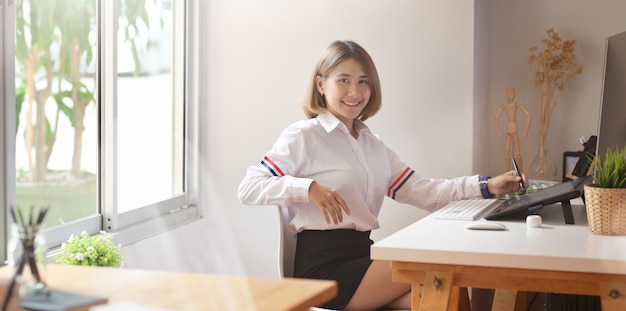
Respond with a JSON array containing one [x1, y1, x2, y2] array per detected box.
[[593, 145, 626, 188], [56, 231, 123, 267], [15, 0, 157, 182]]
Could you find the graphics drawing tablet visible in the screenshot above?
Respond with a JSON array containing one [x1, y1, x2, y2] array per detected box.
[[484, 175, 593, 221]]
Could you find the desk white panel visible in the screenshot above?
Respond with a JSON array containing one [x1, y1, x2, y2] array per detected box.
[[372, 199, 626, 275]]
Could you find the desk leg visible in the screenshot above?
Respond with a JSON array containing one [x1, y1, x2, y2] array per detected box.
[[599, 282, 626, 311], [419, 271, 453, 310], [449, 287, 471, 311], [411, 283, 423, 310], [492, 290, 527, 311]]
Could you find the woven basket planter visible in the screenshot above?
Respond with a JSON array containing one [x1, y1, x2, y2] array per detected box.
[[584, 184, 626, 235]]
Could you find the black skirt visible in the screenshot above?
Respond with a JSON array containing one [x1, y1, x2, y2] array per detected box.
[[294, 229, 373, 310]]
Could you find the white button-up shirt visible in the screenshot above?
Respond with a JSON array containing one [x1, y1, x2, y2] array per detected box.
[[238, 111, 481, 234]]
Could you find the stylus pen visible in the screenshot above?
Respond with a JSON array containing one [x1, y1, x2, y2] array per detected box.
[[512, 157, 526, 192]]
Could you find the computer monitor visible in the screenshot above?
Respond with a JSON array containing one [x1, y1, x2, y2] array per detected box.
[[596, 30, 626, 158]]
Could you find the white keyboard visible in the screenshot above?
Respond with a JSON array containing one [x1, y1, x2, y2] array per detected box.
[[434, 199, 503, 220]]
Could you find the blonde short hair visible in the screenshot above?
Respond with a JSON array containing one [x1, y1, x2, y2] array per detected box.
[[301, 40, 382, 121]]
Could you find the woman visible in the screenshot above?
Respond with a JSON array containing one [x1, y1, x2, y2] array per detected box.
[[238, 40, 526, 310]]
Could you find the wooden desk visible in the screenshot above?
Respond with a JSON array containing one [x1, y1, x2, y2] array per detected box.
[[1, 264, 337, 311], [371, 200, 626, 311]]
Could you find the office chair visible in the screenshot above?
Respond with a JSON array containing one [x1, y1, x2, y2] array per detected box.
[[278, 206, 337, 311], [278, 205, 298, 279], [277, 207, 410, 311]]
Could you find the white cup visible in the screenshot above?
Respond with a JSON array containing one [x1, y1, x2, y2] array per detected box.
[[526, 215, 542, 228]]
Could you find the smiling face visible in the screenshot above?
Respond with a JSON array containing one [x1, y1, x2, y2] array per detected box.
[[316, 58, 371, 132]]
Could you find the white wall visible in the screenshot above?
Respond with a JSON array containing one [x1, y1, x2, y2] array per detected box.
[[476, 0, 626, 178], [120, 0, 626, 279], [208, 0, 475, 277], [122, 0, 476, 277]]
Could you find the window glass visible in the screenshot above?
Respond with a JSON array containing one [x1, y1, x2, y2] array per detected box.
[[14, 0, 98, 228], [117, 0, 182, 212]]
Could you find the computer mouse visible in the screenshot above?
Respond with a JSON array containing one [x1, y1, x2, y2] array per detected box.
[[464, 221, 507, 231]]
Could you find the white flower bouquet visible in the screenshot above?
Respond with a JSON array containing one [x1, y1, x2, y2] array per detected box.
[[56, 231, 123, 267]]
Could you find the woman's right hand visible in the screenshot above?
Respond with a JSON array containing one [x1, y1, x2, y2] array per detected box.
[[308, 181, 350, 224]]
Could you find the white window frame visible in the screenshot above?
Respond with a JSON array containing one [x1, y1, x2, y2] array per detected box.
[[1, 0, 17, 263], [2, 0, 201, 256]]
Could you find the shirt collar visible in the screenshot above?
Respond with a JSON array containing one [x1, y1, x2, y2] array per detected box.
[[317, 111, 370, 135]]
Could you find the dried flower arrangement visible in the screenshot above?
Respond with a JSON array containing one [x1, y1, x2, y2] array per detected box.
[[527, 28, 583, 179]]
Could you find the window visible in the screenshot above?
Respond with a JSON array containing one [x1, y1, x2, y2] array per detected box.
[[2, 0, 199, 259]]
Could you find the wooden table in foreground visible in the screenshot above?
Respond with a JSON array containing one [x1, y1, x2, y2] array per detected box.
[[371, 200, 626, 311], [1, 264, 337, 311]]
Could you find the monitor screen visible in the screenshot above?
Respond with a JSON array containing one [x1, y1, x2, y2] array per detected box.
[[596, 30, 626, 158]]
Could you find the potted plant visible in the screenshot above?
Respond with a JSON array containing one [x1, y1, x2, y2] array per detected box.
[[56, 231, 123, 267], [584, 145, 626, 235]]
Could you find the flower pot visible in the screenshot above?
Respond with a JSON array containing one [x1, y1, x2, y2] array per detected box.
[[584, 184, 626, 235]]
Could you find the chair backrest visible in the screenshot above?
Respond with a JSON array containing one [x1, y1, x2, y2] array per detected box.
[[278, 206, 297, 278]]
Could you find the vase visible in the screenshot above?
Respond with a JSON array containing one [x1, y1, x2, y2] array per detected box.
[[529, 142, 558, 181], [6, 223, 48, 300], [528, 92, 558, 181]]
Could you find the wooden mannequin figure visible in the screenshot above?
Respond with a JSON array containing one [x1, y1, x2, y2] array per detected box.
[[493, 87, 532, 171]]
